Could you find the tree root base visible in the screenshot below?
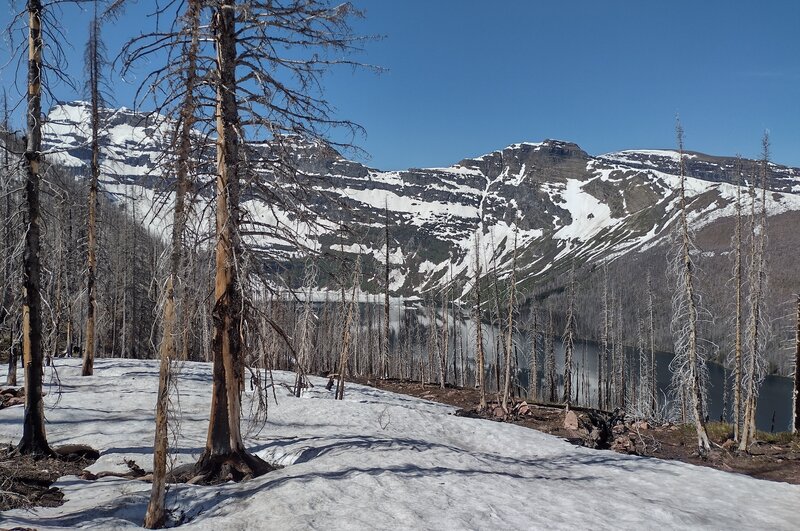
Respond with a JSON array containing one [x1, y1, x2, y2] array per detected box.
[[184, 450, 274, 485]]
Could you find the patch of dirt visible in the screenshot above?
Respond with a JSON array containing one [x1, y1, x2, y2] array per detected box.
[[78, 454, 281, 487], [353, 377, 800, 485], [0, 444, 99, 511], [0, 387, 24, 410], [649, 423, 800, 484]]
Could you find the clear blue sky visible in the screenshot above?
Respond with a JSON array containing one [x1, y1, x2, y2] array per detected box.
[[1, 1, 799, 169]]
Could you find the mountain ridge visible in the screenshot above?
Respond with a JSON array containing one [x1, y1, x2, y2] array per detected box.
[[40, 101, 800, 302]]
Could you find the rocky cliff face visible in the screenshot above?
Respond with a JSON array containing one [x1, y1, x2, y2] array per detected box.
[[41, 101, 800, 303]]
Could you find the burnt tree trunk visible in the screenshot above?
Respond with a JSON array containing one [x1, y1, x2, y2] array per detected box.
[[792, 294, 800, 434], [473, 234, 486, 410], [82, 6, 100, 377], [2, 99, 15, 386], [383, 203, 390, 379], [501, 233, 517, 412], [676, 124, 710, 453], [196, 0, 268, 480], [144, 1, 200, 526], [17, 0, 53, 457]]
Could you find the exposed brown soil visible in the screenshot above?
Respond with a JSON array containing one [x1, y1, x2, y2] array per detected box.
[[0, 388, 24, 410], [1, 436, 277, 514], [0, 445, 99, 511], [354, 377, 800, 485]]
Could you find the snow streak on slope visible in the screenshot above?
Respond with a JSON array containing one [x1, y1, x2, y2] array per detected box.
[[553, 179, 613, 241], [1, 359, 799, 530], [602, 149, 697, 165], [340, 185, 478, 224]]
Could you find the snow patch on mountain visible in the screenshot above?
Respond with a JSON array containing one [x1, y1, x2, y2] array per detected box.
[[38, 101, 800, 298], [553, 178, 614, 241], [602, 149, 697, 165]]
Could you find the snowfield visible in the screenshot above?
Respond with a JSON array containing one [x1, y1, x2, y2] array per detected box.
[[1, 359, 798, 530]]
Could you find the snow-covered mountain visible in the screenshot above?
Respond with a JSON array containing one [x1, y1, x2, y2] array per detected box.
[[42, 101, 800, 300]]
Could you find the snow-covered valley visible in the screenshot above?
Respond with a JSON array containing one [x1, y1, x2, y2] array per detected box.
[[1, 359, 797, 530]]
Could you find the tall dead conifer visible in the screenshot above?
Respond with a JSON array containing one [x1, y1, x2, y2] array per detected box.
[[17, 0, 52, 457], [669, 120, 710, 453]]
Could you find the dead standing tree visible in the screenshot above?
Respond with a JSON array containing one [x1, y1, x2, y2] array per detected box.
[[793, 293, 800, 434], [473, 232, 487, 411], [16, 0, 52, 457], [81, 0, 104, 377], [293, 259, 317, 396], [545, 307, 556, 403], [335, 255, 360, 400], [10, 0, 93, 456], [668, 120, 711, 453], [528, 306, 539, 403], [119, 0, 368, 481], [382, 202, 390, 379], [500, 231, 517, 413], [562, 263, 576, 407], [739, 134, 770, 452], [1, 95, 19, 387], [203, 0, 367, 479], [647, 271, 657, 417], [142, 0, 203, 526], [599, 263, 609, 410], [731, 157, 744, 441]]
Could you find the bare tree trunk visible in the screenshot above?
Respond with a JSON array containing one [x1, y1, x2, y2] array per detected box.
[[129, 195, 138, 358], [204, 0, 244, 462], [197, 0, 267, 479], [440, 290, 449, 389], [740, 136, 769, 452], [144, 344, 172, 528], [546, 309, 556, 403], [473, 234, 486, 410], [600, 264, 609, 410], [490, 252, 504, 397], [145, 1, 199, 526], [383, 203, 390, 379], [615, 294, 625, 410], [562, 264, 576, 406], [635, 310, 645, 414], [119, 284, 127, 358], [335, 259, 359, 400], [455, 295, 464, 388], [501, 232, 517, 412], [50, 223, 64, 367], [2, 98, 15, 386], [449, 267, 458, 386], [792, 294, 800, 434], [675, 122, 710, 453], [7, 319, 17, 386], [529, 308, 538, 402], [17, 0, 53, 457], [647, 272, 657, 418], [436, 297, 445, 389], [82, 5, 101, 376], [732, 159, 743, 441]]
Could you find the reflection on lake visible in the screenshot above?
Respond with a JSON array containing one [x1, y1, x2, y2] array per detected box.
[[471, 327, 790, 432]]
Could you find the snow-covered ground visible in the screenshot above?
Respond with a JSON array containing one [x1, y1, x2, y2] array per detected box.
[[1, 359, 798, 530]]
